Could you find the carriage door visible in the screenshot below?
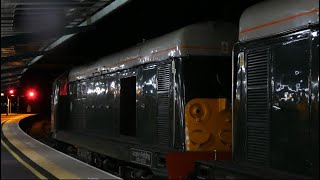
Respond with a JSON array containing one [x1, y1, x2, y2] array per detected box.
[[119, 68, 137, 137], [271, 37, 312, 175], [104, 73, 117, 137]]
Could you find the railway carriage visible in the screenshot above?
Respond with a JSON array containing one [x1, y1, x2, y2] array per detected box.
[[51, 21, 237, 179], [194, 0, 319, 179]]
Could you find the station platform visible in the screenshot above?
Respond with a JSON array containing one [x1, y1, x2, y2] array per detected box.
[[1, 114, 121, 179]]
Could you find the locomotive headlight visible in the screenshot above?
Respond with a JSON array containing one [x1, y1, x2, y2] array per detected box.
[[190, 103, 206, 122]]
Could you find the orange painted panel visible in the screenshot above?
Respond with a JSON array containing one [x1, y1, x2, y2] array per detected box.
[[185, 98, 232, 151]]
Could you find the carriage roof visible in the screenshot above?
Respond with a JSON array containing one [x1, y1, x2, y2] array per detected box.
[[239, 0, 319, 42], [68, 21, 237, 82]]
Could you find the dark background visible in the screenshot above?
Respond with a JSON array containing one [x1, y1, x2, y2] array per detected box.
[[14, 0, 263, 116]]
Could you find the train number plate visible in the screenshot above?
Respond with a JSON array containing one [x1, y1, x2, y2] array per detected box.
[[130, 148, 152, 166]]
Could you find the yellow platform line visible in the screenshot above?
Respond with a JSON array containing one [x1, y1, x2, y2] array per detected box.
[[2, 114, 81, 179], [1, 138, 47, 179], [1, 115, 46, 179]]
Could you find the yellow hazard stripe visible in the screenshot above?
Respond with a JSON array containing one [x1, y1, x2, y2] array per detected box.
[[1, 139, 47, 180]]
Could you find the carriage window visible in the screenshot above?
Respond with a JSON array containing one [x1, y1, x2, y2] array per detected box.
[[77, 83, 81, 98], [76, 82, 87, 98], [81, 83, 87, 97], [69, 83, 77, 97], [120, 76, 136, 137]]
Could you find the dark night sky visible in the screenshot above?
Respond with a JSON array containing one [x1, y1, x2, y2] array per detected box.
[[18, 0, 263, 115]]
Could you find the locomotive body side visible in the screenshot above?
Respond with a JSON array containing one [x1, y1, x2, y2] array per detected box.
[[233, 24, 319, 178], [194, 0, 319, 179], [235, 0, 319, 177], [51, 21, 237, 178]]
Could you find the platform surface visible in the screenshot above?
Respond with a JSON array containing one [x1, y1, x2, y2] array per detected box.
[[1, 113, 121, 179]]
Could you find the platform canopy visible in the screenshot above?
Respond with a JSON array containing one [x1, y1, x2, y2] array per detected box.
[[1, 0, 131, 91]]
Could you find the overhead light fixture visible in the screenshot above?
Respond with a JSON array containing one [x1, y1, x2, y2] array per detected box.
[[1, 20, 14, 23], [1, 14, 15, 18], [1, 24, 13, 27]]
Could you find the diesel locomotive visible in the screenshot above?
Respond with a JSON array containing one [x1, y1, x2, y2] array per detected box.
[[51, 21, 237, 179], [194, 0, 319, 179]]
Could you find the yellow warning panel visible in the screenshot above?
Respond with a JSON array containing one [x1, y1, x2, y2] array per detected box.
[[185, 98, 232, 152]]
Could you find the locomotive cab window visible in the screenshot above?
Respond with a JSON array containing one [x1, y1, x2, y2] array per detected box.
[[120, 76, 137, 137], [183, 56, 232, 103]]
